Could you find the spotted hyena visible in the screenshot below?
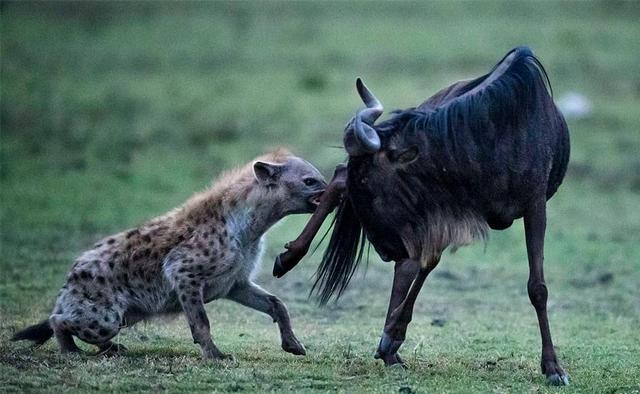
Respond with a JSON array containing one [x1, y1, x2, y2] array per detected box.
[[13, 149, 326, 360]]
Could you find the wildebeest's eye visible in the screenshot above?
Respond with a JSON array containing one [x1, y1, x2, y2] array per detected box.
[[388, 145, 419, 164], [303, 178, 319, 186]]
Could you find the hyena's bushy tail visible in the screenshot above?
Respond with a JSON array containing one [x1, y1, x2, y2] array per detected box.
[[12, 320, 54, 346]]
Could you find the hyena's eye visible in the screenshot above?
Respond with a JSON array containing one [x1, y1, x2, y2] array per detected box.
[[303, 178, 319, 187]]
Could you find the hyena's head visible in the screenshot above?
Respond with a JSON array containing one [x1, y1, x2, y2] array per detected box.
[[252, 151, 327, 215]]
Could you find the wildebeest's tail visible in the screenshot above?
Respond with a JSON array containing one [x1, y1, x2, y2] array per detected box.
[[311, 197, 366, 304], [12, 320, 53, 346]]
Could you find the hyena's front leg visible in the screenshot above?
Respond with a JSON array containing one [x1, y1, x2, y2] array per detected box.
[[177, 283, 231, 361], [227, 281, 306, 355], [165, 250, 231, 361]]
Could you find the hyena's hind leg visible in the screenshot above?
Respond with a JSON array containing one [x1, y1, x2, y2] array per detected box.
[[49, 315, 81, 353], [51, 289, 125, 355], [51, 312, 125, 355]]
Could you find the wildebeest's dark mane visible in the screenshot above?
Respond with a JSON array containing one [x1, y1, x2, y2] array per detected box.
[[376, 47, 553, 141], [313, 47, 562, 304]]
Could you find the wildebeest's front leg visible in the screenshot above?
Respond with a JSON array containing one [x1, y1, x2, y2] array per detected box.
[[374, 259, 419, 365], [524, 199, 569, 386], [273, 164, 347, 277], [226, 281, 306, 355], [375, 258, 439, 367]]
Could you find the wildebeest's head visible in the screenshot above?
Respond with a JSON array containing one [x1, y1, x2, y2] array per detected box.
[[343, 79, 421, 191], [344, 78, 418, 164]]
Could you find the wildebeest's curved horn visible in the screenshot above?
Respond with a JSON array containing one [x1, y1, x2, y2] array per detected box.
[[355, 78, 383, 124], [344, 78, 383, 156], [352, 111, 381, 153]]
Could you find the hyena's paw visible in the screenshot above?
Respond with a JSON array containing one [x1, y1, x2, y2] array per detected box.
[[96, 342, 128, 357]]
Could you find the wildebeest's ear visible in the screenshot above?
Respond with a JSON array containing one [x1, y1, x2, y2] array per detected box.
[[389, 145, 419, 164], [253, 161, 285, 185]]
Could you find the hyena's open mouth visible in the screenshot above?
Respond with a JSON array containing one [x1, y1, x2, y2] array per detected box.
[[307, 191, 324, 210]]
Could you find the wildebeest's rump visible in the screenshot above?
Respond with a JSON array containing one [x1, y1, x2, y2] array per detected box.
[[275, 47, 570, 385]]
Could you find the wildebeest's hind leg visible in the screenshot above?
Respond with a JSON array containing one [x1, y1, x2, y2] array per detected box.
[[226, 281, 306, 356], [524, 199, 569, 386], [375, 258, 437, 367], [374, 259, 419, 365]]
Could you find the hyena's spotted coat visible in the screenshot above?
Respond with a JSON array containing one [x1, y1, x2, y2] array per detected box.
[[14, 149, 326, 360]]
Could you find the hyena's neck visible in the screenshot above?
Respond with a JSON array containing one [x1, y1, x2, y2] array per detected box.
[[223, 203, 281, 245], [177, 176, 283, 244], [217, 194, 283, 244]]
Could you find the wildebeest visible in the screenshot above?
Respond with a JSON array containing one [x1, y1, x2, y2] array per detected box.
[[273, 47, 570, 385]]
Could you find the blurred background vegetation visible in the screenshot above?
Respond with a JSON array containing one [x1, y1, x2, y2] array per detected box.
[[1, 1, 639, 392]]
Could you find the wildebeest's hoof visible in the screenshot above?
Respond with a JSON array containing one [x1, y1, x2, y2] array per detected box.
[[546, 373, 570, 386], [282, 337, 306, 356], [272, 254, 287, 278], [374, 350, 406, 368], [203, 350, 235, 362], [389, 361, 408, 370], [375, 332, 405, 367], [542, 358, 569, 386]]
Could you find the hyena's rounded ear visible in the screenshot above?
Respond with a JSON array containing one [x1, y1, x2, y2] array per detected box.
[[253, 161, 285, 185]]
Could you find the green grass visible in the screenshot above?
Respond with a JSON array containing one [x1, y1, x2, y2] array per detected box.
[[1, 1, 640, 392]]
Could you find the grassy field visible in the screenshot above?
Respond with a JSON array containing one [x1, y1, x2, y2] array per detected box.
[[1, 1, 639, 392]]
